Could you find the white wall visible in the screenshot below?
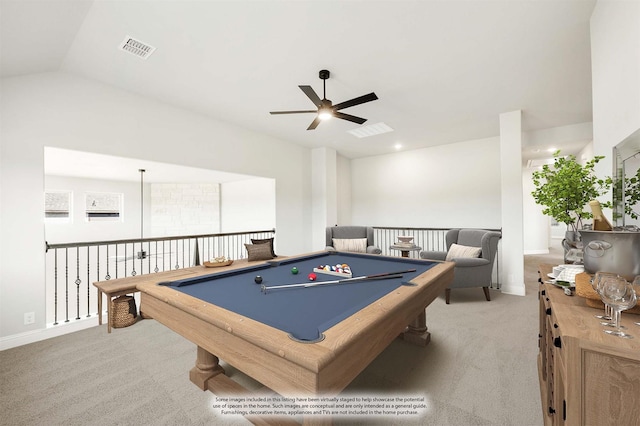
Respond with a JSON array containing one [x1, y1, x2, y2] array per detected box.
[[220, 178, 276, 234], [350, 136, 502, 228], [336, 153, 352, 226], [310, 148, 338, 250], [591, 1, 640, 172], [0, 72, 311, 340], [45, 175, 148, 243], [151, 183, 220, 236], [526, 122, 592, 149], [522, 167, 552, 254]]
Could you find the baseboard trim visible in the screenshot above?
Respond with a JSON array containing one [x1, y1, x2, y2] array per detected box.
[[500, 283, 527, 296], [0, 313, 106, 351]]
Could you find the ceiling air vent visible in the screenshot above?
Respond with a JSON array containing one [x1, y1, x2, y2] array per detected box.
[[119, 36, 155, 59]]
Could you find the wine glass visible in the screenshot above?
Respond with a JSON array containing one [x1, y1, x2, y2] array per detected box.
[[633, 276, 640, 326], [591, 271, 617, 322], [600, 276, 637, 338]]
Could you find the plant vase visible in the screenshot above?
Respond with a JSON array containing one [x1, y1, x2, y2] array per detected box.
[[562, 230, 583, 264]]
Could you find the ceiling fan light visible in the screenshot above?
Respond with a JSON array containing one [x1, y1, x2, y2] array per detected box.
[[318, 108, 333, 120]]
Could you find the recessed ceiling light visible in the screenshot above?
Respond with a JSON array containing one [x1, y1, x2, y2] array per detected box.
[[394, 143, 402, 150], [547, 147, 557, 153], [347, 122, 394, 138]]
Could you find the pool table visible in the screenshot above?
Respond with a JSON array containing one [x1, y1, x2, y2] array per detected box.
[[137, 251, 453, 411]]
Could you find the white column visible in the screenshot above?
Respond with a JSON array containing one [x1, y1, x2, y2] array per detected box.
[[500, 110, 526, 296], [311, 147, 337, 250]]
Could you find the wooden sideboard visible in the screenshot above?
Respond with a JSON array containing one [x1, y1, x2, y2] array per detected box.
[[538, 264, 640, 426]]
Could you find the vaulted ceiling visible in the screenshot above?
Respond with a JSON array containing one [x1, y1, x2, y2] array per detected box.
[[1, 0, 596, 163]]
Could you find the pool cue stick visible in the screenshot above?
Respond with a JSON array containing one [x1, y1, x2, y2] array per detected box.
[[261, 274, 403, 292], [261, 269, 416, 292], [350, 269, 417, 280]]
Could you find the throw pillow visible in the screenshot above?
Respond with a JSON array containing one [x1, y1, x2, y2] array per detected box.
[[251, 237, 277, 257], [332, 238, 367, 253], [446, 243, 482, 261], [244, 243, 274, 261]]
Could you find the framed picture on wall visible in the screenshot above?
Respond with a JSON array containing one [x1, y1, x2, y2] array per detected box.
[[85, 192, 122, 221], [45, 191, 72, 222]]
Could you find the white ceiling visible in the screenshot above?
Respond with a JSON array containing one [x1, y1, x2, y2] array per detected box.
[[1, 0, 596, 180]]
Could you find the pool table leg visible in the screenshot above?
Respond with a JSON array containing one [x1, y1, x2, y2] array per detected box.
[[189, 346, 225, 390], [402, 310, 431, 346]]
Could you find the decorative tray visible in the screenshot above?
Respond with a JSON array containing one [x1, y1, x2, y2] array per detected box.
[[204, 260, 233, 268]]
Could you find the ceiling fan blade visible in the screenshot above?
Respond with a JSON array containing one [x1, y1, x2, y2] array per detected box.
[[299, 85, 323, 107], [307, 117, 321, 130], [270, 110, 317, 115], [332, 92, 378, 111], [333, 111, 367, 125]]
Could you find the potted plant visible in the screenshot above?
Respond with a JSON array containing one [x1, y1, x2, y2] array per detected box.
[[531, 151, 611, 241]]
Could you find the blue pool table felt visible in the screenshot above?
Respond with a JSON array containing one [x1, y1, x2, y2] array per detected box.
[[162, 252, 436, 342]]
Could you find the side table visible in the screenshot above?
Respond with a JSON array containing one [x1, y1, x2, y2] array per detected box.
[[93, 268, 198, 333], [389, 245, 422, 258]]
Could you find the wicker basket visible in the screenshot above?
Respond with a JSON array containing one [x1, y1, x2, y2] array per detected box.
[[111, 295, 138, 328], [575, 272, 640, 315]]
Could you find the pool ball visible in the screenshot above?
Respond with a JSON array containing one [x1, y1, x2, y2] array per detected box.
[[291, 267, 299, 275], [308, 272, 317, 281], [254, 275, 263, 284]]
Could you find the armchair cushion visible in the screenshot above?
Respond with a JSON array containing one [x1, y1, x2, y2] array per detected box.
[[325, 226, 382, 254], [332, 238, 367, 253], [445, 243, 482, 261]]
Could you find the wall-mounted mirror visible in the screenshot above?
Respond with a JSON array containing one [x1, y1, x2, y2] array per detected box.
[[612, 127, 640, 227]]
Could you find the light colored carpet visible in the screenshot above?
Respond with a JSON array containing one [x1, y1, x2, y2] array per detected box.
[[0, 249, 562, 426]]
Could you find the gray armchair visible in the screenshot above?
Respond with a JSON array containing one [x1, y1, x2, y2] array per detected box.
[[420, 228, 501, 304], [325, 226, 382, 254]]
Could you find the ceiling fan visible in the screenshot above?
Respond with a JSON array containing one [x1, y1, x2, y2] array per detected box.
[[270, 69, 378, 130]]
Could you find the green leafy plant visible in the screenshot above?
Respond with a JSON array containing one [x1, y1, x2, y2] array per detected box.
[[624, 169, 640, 219], [531, 151, 610, 233], [622, 168, 640, 220], [603, 167, 639, 222]]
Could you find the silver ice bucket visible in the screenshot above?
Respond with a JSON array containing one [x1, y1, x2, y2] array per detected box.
[[580, 230, 640, 280]]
